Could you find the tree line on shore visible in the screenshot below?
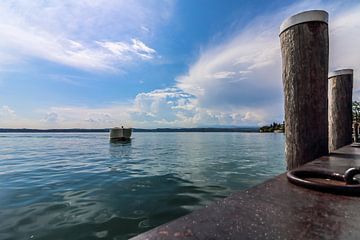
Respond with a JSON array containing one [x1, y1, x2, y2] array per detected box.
[[259, 101, 360, 134], [259, 122, 285, 133], [353, 101, 360, 123]]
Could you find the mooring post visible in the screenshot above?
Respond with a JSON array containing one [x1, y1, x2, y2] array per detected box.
[[280, 10, 329, 170], [328, 69, 353, 151], [354, 122, 359, 143]]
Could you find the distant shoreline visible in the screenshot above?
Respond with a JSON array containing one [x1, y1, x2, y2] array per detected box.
[[0, 127, 259, 133]]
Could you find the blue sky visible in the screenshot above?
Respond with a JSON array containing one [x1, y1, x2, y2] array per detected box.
[[0, 0, 360, 128]]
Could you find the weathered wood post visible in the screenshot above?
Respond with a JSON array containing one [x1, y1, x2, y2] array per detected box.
[[354, 122, 359, 143], [328, 69, 353, 151], [280, 10, 329, 170]]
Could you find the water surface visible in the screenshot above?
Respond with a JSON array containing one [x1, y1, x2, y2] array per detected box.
[[0, 132, 285, 239]]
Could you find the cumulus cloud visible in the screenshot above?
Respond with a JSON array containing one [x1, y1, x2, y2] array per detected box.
[[130, 87, 273, 127], [29, 88, 271, 128], [131, 88, 197, 126], [0, 0, 170, 71]]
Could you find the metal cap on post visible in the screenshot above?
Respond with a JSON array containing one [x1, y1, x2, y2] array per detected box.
[[328, 69, 353, 78], [280, 10, 328, 34], [328, 69, 354, 152], [280, 10, 329, 170]]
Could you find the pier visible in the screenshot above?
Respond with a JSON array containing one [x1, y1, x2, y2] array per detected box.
[[132, 9, 359, 240]]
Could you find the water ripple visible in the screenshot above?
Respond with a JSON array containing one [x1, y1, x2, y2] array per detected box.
[[0, 132, 285, 239]]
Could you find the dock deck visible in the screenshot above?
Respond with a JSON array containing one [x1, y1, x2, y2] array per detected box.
[[132, 145, 360, 239]]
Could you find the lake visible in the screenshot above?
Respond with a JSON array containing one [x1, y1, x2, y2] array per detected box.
[[0, 132, 285, 240]]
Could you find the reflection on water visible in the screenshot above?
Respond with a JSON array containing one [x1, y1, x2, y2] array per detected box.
[[109, 140, 132, 159], [0, 132, 285, 239], [109, 138, 132, 145]]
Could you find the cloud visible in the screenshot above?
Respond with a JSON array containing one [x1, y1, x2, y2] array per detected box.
[[0, 1, 171, 71], [329, 4, 360, 92], [0, 26, 115, 71], [85, 113, 114, 125], [176, 29, 282, 110], [141, 26, 150, 33], [0, 105, 16, 118], [175, 1, 360, 125], [174, 3, 287, 123], [23, 88, 271, 129], [131, 88, 197, 126], [38, 106, 132, 128], [0, 24, 155, 72], [125, 0, 360, 128], [43, 112, 58, 123], [0, 105, 18, 127], [97, 39, 156, 61], [130, 87, 272, 127]]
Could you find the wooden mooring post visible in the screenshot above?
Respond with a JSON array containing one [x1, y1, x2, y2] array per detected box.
[[328, 69, 353, 151], [354, 122, 359, 143], [280, 10, 329, 170]]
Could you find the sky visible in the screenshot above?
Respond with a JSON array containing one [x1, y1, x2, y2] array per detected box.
[[0, 0, 360, 129]]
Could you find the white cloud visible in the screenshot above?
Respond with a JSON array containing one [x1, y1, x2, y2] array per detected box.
[[175, 6, 285, 123], [132, 39, 156, 55], [141, 26, 150, 33], [130, 87, 273, 127], [0, 24, 155, 72], [20, 88, 267, 129], [132, 88, 196, 124], [96, 42, 131, 56], [85, 113, 114, 125], [175, 1, 360, 125], [0, 24, 114, 71], [124, 0, 360, 128], [329, 4, 360, 92], [0, 1, 170, 71], [43, 112, 58, 123], [38, 106, 132, 128], [97, 39, 156, 61], [0, 105, 18, 127], [210, 71, 237, 79], [0, 105, 16, 118]]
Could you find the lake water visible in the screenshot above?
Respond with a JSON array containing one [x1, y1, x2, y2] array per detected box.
[[0, 132, 285, 240]]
